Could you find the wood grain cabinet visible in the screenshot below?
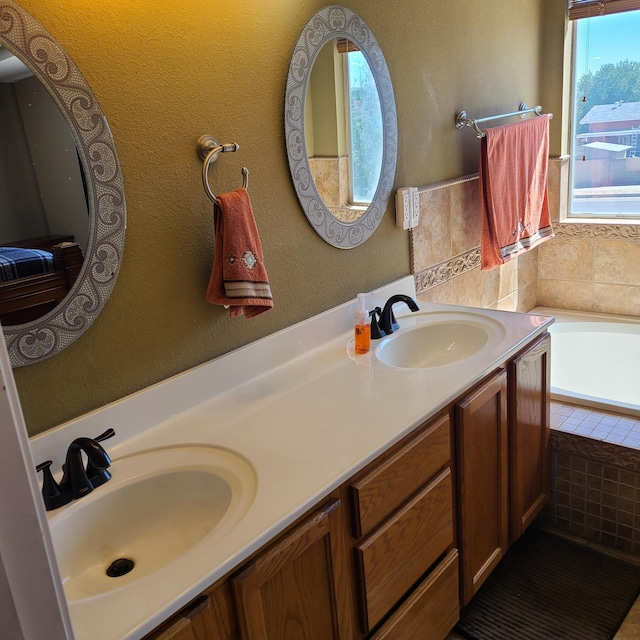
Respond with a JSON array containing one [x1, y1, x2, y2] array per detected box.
[[456, 333, 551, 605], [145, 581, 237, 640], [232, 493, 356, 640], [508, 333, 551, 541], [350, 413, 459, 638], [456, 370, 509, 605]]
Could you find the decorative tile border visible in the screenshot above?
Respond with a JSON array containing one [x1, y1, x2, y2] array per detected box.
[[414, 247, 480, 294], [555, 223, 640, 241], [551, 430, 640, 472]]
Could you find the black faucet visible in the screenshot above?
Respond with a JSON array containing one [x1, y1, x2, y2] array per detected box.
[[379, 294, 419, 336], [36, 428, 115, 510]]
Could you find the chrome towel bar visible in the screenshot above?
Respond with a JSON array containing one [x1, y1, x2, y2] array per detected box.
[[456, 103, 553, 139], [197, 134, 249, 205]]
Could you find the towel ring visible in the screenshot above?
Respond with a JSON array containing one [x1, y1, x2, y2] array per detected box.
[[197, 134, 249, 205]]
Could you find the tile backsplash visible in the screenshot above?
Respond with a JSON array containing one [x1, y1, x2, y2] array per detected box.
[[411, 174, 538, 312], [412, 156, 640, 317]]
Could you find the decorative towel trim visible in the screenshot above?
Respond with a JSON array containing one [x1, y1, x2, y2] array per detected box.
[[224, 280, 273, 300], [500, 225, 555, 261]]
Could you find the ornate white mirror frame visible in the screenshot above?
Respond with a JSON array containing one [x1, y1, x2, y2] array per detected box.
[[0, 1, 126, 366], [285, 6, 397, 249]]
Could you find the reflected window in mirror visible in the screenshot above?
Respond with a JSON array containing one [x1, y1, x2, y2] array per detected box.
[[345, 47, 382, 206], [304, 39, 383, 224]]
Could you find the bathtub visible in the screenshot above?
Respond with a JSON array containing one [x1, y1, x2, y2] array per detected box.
[[531, 307, 640, 418]]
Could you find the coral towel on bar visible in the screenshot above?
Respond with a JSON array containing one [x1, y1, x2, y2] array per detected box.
[[479, 115, 554, 270], [206, 188, 273, 318]]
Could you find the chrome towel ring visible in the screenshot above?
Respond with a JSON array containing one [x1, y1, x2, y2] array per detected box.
[[197, 134, 249, 205]]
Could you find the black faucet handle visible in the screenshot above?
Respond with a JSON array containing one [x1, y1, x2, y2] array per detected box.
[[388, 309, 400, 333], [36, 460, 72, 511], [370, 307, 386, 340], [86, 429, 115, 488], [94, 428, 115, 443]]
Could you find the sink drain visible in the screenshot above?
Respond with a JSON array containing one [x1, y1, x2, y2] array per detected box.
[[106, 558, 135, 578]]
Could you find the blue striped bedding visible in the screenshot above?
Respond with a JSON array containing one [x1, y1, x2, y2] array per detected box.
[[0, 247, 54, 283]]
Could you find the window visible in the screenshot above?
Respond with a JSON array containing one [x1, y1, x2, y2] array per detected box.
[[344, 50, 383, 205], [568, 2, 640, 218]]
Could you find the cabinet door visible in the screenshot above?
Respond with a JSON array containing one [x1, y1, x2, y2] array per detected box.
[[509, 332, 551, 541], [232, 493, 355, 640], [146, 595, 219, 640], [456, 369, 508, 606]]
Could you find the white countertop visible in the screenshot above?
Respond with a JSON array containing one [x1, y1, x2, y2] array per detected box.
[[30, 276, 554, 640]]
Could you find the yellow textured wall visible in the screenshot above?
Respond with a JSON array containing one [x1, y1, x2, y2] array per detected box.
[[11, 0, 560, 435]]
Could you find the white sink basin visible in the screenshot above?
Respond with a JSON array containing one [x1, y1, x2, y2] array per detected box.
[[375, 311, 506, 369], [48, 445, 256, 603]]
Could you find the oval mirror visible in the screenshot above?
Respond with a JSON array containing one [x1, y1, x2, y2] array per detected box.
[[285, 6, 397, 249], [0, 1, 126, 367]]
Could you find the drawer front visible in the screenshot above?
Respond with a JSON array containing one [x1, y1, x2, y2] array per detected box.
[[371, 550, 459, 640], [356, 467, 454, 632], [351, 413, 451, 538]]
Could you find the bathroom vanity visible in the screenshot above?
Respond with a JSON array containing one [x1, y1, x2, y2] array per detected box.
[[145, 332, 550, 640], [29, 277, 553, 640]]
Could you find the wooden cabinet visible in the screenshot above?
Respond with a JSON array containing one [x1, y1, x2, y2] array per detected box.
[[146, 581, 237, 640], [350, 413, 457, 637], [455, 370, 509, 606], [456, 333, 551, 605], [370, 550, 459, 640], [509, 333, 551, 541], [232, 493, 356, 640]]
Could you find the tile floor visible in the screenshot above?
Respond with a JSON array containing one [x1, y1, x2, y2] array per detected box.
[[443, 401, 640, 640]]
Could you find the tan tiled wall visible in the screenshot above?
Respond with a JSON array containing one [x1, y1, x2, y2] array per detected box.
[[412, 157, 640, 318], [535, 156, 640, 316], [411, 176, 538, 312]]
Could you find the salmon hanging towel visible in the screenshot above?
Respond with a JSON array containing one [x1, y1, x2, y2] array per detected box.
[[206, 188, 273, 318], [479, 115, 554, 270]]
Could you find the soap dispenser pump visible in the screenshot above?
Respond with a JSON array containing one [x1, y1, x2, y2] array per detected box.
[[354, 293, 371, 355]]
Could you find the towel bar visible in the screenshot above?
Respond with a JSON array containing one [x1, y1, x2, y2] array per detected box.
[[455, 103, 553, 139], [197, 134, 249, 205]]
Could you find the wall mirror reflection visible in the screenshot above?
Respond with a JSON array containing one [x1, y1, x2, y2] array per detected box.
[[0, 1, 126, 367], [305, 38, 383, 222], [285, 6, 397, 249], [0, 45, 89, 325]]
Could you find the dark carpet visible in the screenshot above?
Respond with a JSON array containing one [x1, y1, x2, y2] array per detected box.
[[455, 528, 640, 640]]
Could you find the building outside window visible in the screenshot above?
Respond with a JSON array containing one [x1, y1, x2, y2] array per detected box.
[[568, 2, 640, 218]]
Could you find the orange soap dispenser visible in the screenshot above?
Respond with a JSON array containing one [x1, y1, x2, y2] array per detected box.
[[354, 293, 371, 355]]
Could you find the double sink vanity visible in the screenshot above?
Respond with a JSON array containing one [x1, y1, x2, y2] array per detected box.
[[30, 276, 553, 640]]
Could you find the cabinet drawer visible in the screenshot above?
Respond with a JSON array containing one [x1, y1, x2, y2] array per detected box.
[[371, 550, 459, 640], [356, 467, 454, 632], [350, 413, 450, 538]]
